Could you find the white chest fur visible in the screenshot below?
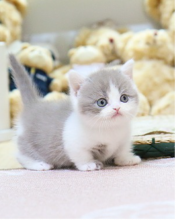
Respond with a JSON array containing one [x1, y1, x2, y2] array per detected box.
[[63, 113, 131, 162]]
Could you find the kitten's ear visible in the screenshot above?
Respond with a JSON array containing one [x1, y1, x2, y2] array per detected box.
[[121, 59, 134, 79], [68, 70, 85, 96]]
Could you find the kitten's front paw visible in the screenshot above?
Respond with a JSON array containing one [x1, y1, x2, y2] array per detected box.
[[115, 155, 141, 166], [76, 161, 103, 171]]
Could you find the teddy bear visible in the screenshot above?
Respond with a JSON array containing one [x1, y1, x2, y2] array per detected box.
[[0, 0, 27, 45], [74, 27, 120, 62], [133, 59, 175, 106], [9, 89, 22, 126], [116, 29, 175, 66], [151, 91, 175, 116], [137, 92, 150, 116], [68, 45, 106, 65], [145, 0, 175, 32], [44, 91, 69, 101], [49, 67, 70, 93], [10, 43, 63, 96], [5, 0, 27, 16]]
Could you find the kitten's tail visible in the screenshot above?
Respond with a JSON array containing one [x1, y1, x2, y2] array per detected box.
[[9, 54, 38, 105]]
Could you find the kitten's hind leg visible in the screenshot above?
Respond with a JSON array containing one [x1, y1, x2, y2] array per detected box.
[[17, 152, 53, 171]]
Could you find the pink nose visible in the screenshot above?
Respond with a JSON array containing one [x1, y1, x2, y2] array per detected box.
[[113, 107, 120, 112]]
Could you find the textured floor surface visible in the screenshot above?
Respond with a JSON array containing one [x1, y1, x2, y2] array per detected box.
[[0, 158, 175, 219]]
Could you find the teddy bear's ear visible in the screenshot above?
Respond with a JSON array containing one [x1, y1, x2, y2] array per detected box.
[[120, 59, 134, 79], [68, 48, 76, 57], [5, 0, 27, 16], [21, 43, 30, 50]]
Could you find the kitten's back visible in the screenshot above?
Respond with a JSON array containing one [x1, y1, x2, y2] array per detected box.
[[17, 98, 73, 168]]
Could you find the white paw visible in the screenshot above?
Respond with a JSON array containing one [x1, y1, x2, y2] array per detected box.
[[28, 162, 53, 171], [76, 161, 103, 171], [115, 155, 141, 166]]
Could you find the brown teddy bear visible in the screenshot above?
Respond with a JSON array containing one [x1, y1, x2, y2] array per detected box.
[[13, 43, 63, 96], [145, 0, 175, 36], [133, 59, 175, 106], [116, 29, 175, 66], [9, 43, 69, 125], [0, 0, 27, 44], [137, 92, 150, 116], [68, 45, 106, 65], [151, 91, 175, 115], [74, 27, 120, 62], [49, 67, 70, 93]]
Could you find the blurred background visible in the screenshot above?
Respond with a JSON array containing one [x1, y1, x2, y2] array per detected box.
[[0, 0, 175, 132]]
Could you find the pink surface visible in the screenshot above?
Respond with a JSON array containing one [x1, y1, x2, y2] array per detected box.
[[0, 158, 175, 219]]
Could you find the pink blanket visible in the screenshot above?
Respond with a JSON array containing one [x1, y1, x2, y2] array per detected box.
[[0, 158, 174, 219]]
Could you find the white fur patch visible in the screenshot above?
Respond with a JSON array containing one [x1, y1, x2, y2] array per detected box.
[[108, 83, 121, 108], [17, 152, 53, 171], [100, 82, 120, 118]]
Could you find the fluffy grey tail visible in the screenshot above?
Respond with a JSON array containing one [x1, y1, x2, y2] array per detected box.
[[9, 54, 38, 105]]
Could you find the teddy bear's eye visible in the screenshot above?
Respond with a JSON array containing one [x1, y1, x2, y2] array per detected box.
[[109, 38, 114, 43], [50, 50, 56, 61]]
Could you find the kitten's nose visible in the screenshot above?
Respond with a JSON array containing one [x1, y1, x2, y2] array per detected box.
[[113, 107, 120, 112]]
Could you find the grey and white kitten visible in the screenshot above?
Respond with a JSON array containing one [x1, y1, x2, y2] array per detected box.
[[9, 54, 141, 171]]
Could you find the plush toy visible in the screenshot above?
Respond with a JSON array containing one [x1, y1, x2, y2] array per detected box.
[[145, 0, 175, 30], [13, 43, 62, 96], [168, 12, 175, 40], [9, 89, 22, 126], [74, 27, 120, 62], [49, 68, 69, 92], [68, 45, 106, 65], [145, 0, 175, 42], [5, 0, 27, 15], [133, 60, 175, 106], [0, 0, 27, 44], [116, 29, 175, 65], [32, 42, 61, 70], [137, 92, 150, 116], [44, 91, 69, 101], [151, 91, 175, 116]]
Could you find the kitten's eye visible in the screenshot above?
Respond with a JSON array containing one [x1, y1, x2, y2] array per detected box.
[[97, 98, 107, 107], [120, 94, 128, 103]]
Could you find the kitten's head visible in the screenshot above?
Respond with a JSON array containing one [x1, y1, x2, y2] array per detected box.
[[68, 60, 139, 126]]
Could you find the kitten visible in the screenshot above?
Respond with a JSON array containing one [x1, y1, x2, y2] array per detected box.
[[9, 54, 141, 171]]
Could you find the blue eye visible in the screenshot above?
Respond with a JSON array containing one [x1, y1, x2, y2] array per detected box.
[[97, 98, 107, 107], [120, 94, 129, 103]]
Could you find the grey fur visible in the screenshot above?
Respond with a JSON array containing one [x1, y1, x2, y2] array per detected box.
[[92, 144, 107, 161], [10, 54, 73, 168], [9, 55, 39, 105], [9, 55, 138, 169]]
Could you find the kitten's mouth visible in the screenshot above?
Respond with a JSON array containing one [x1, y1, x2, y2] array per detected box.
[[112, 111, 122, 118]]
